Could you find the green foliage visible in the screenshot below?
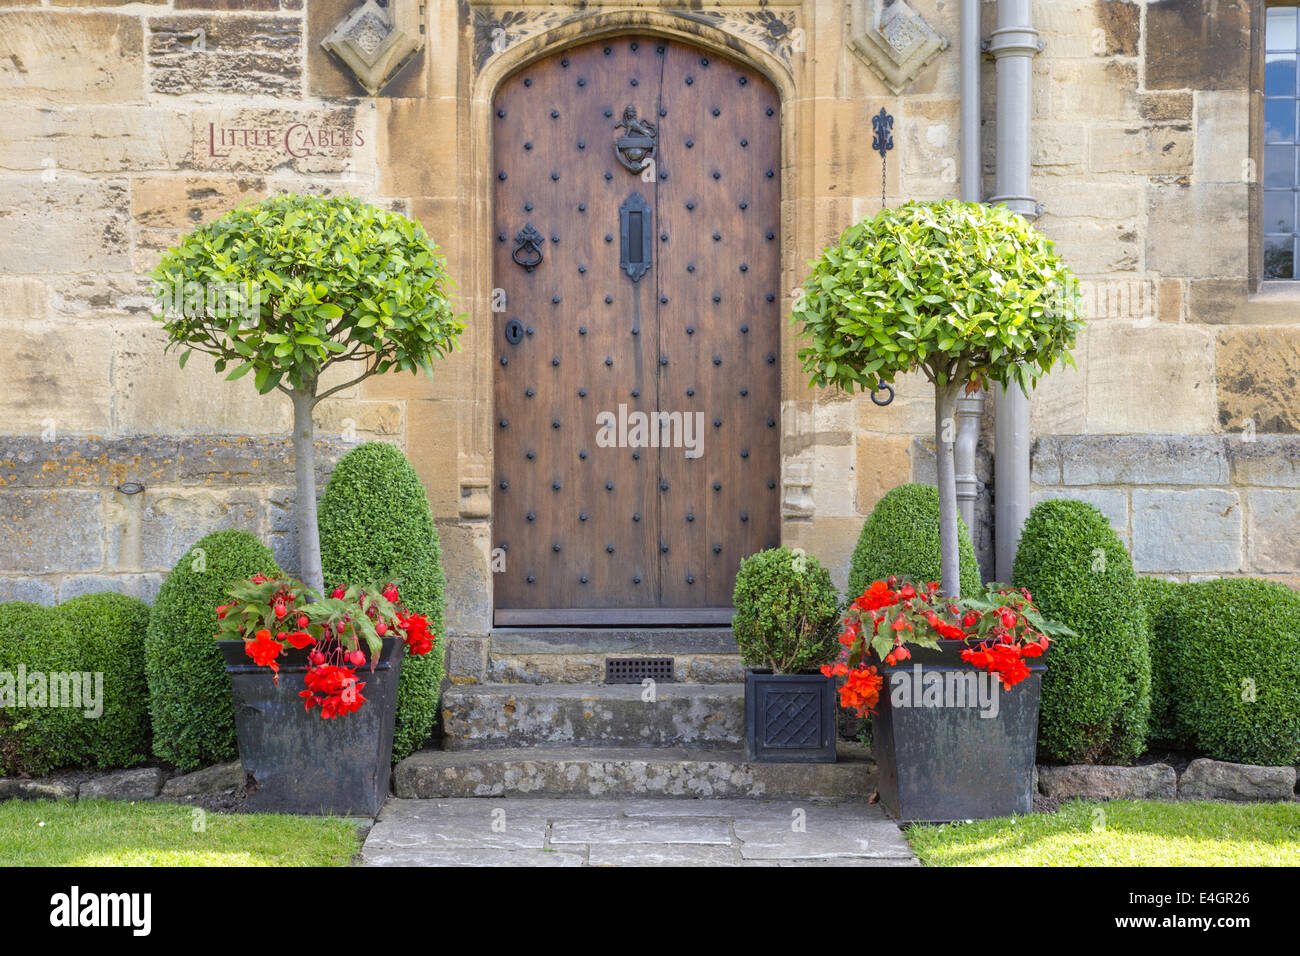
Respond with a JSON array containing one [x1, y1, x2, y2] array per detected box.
[[792, 200, 1083, 396], [1134, 576, 1183, 743], [732, 547, 842, 674], [319, 442, 446, 760], [0, 595, 151, 776], [1012, 499, 1151, 764], [60, 593, 152, 770], [847, 484, 981, 599], [0, 603, 77, 776], [150, 193, 463, 397], [146, 530, 280, 770], [1157, 579, 1300, 766]]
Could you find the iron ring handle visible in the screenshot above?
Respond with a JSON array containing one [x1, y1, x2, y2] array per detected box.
[[513, 222, 545, 271], [870, 382, 895, 407]]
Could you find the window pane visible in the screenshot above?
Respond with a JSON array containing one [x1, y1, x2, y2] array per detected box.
[[1266, 53, 1298, 96], [1266, 98, 1298, 142], [1264, 144, 1297, 186], [1267, 6, 1298, 51], [1263, 191, 1296, 233], [1265, 236, 1295, 279]]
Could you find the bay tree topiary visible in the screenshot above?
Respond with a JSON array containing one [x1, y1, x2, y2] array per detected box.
[[318, 442, 447, 759], [145, 529, 280, 770], [1012, 499, 1151, 764], [732, 547, 841, 674], [151, 193, 463, 592], [848, 483, 981, 600], [793, 201, 1082, 597]]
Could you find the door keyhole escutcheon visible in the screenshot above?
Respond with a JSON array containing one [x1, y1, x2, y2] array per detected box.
[[504, 318, 524, 345]]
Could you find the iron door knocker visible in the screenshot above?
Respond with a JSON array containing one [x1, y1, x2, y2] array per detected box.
[[513, 222, 544, 271]]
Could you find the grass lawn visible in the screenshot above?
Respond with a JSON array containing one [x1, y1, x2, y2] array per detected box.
[[907, 799, 1300, 867], [0, 799, 361, 866]]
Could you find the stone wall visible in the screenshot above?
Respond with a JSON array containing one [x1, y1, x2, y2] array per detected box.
[[0, 436, 342, 604], [0, 0, 1295, 633], [1031, 435, 1300, 583]]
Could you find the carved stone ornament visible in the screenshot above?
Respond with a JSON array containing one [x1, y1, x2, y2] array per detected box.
[[846, 0, 948, 94], [321, 0, 424, 96]]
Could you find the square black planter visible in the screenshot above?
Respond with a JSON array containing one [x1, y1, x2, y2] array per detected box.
[[743, 669, 837, 763], [872, 641, 1046, 822], [218, 636, 403, 817]]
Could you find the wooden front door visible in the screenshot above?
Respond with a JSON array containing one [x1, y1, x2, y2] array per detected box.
[[491, 36, 781, 626]]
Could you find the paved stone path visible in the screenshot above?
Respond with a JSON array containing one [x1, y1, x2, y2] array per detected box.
[[362, 797, 918, 866]]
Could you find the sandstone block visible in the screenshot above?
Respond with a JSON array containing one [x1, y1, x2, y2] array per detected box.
[[0, 490, 103, 574], [190, 106, 372, 176], [1145, 0, 1250, 92], [0, 177, 131, 275], [1089, 124, 1193, 176], [1146, 184, 1249, 278], [1216, 328, 1300, 434], [1178, 758, 1296, 802], [1038, 763, 1176, 800], [1058, 435, 1228, 486], [79, 767, 165, 801], [0, 107, 191, 173], [1084, 324, 1215, 433], [1132, 489, 1241, 573], [148, 15, 302, 97], [0, 13, 144, 104], [1246, 490, 1300, 574]]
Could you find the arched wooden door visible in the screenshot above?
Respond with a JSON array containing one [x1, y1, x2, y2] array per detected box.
[[491, 35, 781, 626]]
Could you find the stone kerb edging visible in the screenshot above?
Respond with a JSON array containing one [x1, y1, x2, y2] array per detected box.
[[1039, 758, 1299, 803]]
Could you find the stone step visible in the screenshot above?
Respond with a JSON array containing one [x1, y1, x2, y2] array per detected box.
[[485, 652, 743, 684], [488, 627, 738, 655], [393, 743, 875, 800], [447, 628, 741, 683], [441, 682, 744, 750]]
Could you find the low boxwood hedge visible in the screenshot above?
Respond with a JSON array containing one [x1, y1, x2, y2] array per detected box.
[[0, 594, 151, 776], [319, 441, 447, 760], [1012, 499, 1151, 764], [145, 529, 280, 771], [848, 483, 981, 600], [1134, 576, 1183, 744], [1157, 578, 1300, 766]]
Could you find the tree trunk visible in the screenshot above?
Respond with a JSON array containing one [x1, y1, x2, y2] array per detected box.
[[291, 388, 325, 595], [934, 379, 962, 599]]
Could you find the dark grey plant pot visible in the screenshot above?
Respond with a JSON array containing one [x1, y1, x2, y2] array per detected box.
[[743, 668, 837, 763], [872, 641, 1046, 823], [218, 636, 402, 817]]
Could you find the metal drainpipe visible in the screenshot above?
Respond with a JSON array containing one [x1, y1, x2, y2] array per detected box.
[[954, 0, 986, 562], [988, 0, 1043, 583]]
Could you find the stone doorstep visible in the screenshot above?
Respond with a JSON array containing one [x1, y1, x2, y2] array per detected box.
[[393, 743, 874, 800], [361, 796, 917, 867], [486, 627, 739, 655], [447, 629, 743, 684], [485, 652, 744, 684], [440, 682, 745, 750]]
